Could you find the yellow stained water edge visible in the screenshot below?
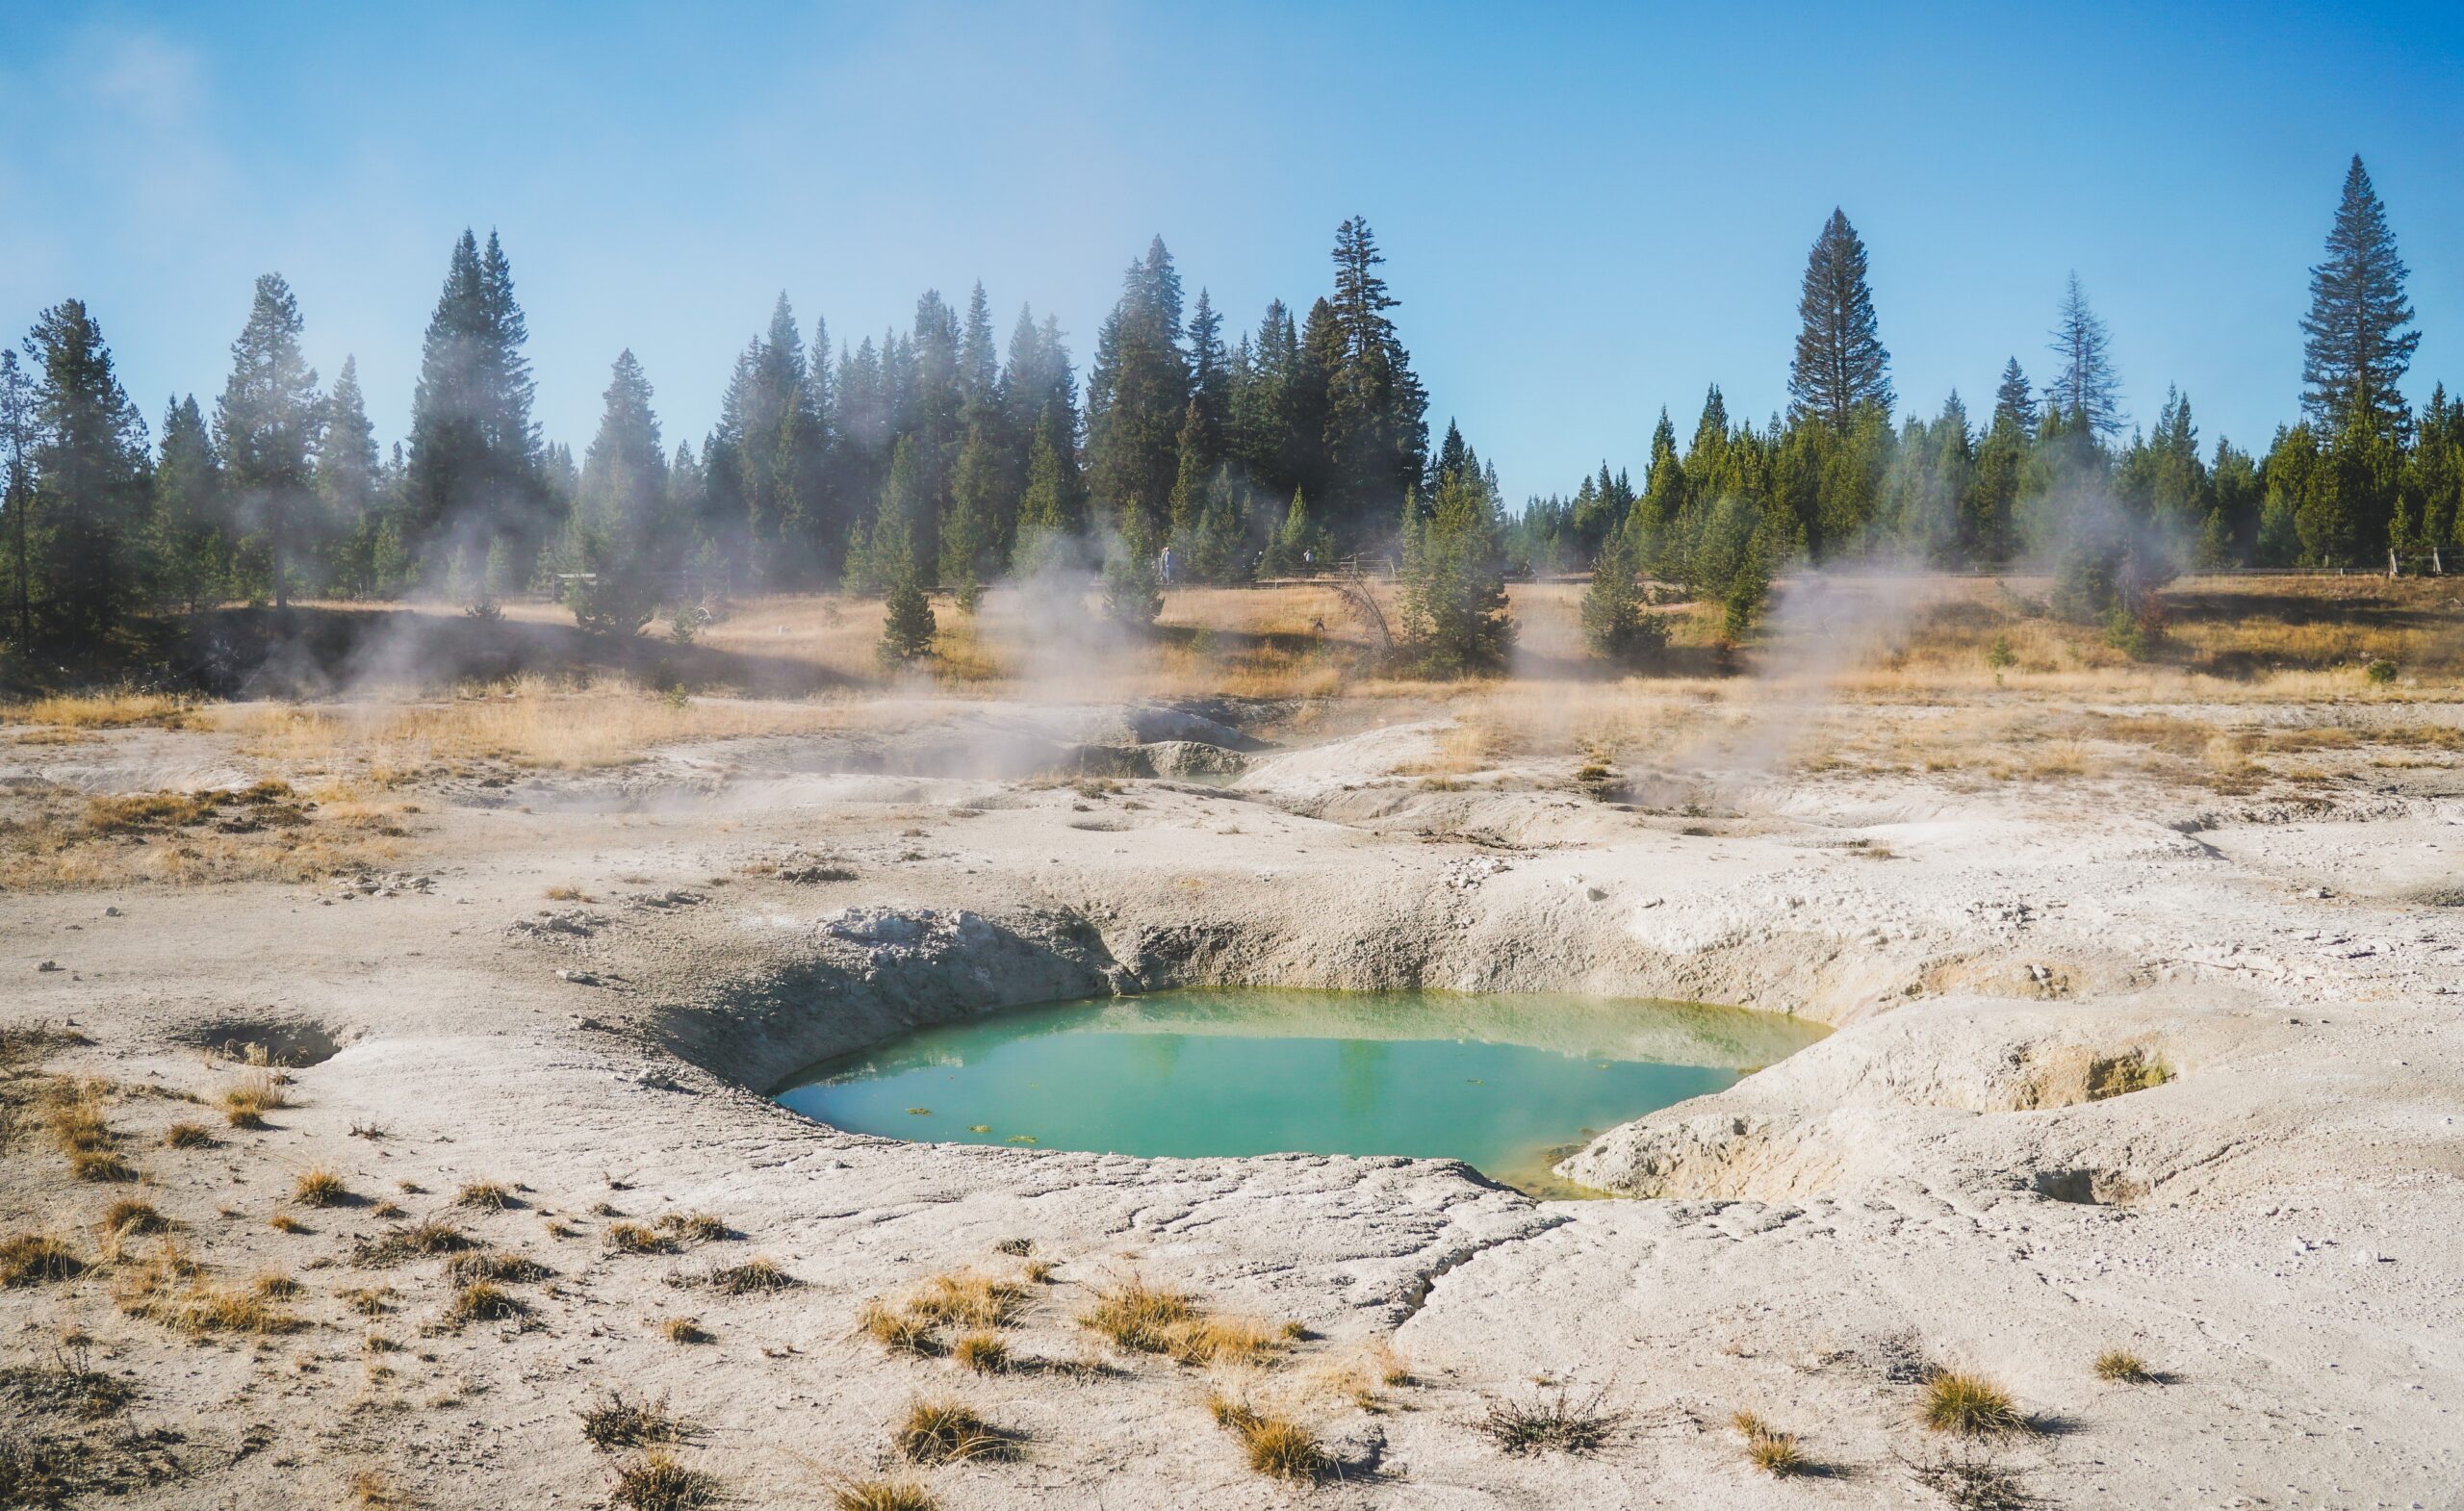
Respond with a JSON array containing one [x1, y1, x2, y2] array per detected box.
[[776, 987, 1826, 1196]]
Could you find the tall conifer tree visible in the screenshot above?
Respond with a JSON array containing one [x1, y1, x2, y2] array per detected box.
[[2300, 155, 2419, 432], [216, 273, 322, 608], [1786, 209, 1893, 429]]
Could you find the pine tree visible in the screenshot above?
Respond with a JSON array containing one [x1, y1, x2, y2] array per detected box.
[[408, 230, 544, 595], [2045, 273, 2124, 439], [23, 300, 152, 640], [941, 419, 1002, 611], [1991, 359, 2037, 442], [216, 273, 322, 609], [1398, 467, 1512, 673], [1087, 237, 1189, 535], [1579, 517, 1661, 667], [566, 350, 667, 636], [1, 351, 37, 648], [1011, 413, 1077, 576], [153, 395, 226, 612], [320, 358, 380, 597], [1101, 508, 1163, 627], [1787, 209, 1893, 429], [1322, 218, 1428, 539], [2300, 155, 2419, 433], [875, 512, 937, 667]]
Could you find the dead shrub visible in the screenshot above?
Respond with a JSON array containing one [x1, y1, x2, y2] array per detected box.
[[579, 1391, 701, 1451], [1477, 1382, 1626, 1456]]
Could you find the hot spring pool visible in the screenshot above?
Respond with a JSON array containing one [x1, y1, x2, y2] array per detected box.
[[774, 988, 1825, 1195]]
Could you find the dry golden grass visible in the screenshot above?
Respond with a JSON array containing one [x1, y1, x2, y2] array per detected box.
[[114, 1241, 302, 1336], [294, 1167, 352, 1207], [1074, 1274, 1285, 1366], [857, 1299, 938, 1357], [2094, 1348, 2152, 1383], [657, 1316, 710, 1345], [1921, 1370, 2027, 1436], [453, 1180, 515, 1212], [907, 1269, 1027, 1330], [609, 1449, 720, 1511], [212, 683, 852, 774], [162, 1120, 214, 1149], [655, 1211, 729, 1243], [828, 1478, 937, 1511], [952, 1330, 1010, 1373], [0, 1232, 84, 1286], [1206, 1391, 1329, 1481], [1732, 1411, 1810, 1476], [218, 1069, 287, 1128], [893, 1396, 1017, 1466], [447, 1281, 526, 1323], [689, 1256, 794, 1294], [1, 692, 201, 730], [604, 1221, 675, 1255]]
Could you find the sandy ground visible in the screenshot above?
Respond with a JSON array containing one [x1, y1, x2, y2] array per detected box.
[[4, 689, 2461, 1510]]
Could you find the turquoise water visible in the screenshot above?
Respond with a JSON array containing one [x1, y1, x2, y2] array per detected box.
[[773, 988, 1825, 1195]]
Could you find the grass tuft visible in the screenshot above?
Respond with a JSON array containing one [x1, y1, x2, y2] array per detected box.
[[656, 1211, 730, 1243], [1, 1234, 85, 1287], [1921, 1370, 2027, 1436], [1478, 1382, 1626, 1456], [444, 1249, 552, 1285], [908, 1269, 1026, 1330], [2093, 1349, 2151, 1384], [448, 1281, 526, 1323], [219, 1070, 287, 1127], [100, 1200, 167, 1237], [952, 1331, 1010, 1373], [453, 1181, 515, 1212], [1206, 1393, 1328, 1481], [858, 1301, 939, 1357], [610, 1449, 721, 1511], [658, 1316, 710, 1345], [114, 1242, 302, 1336], [894, 1396, 1018, 1465], [1733, 1411, 1810, 1476], [294, 1167, 352, 1207], [353, 1219, 475, 1267], [605, 1221, 676, 1255], [1076, 1274, 1194, 1353], [687, 1256, 795, 1294], [162, 1121, 215, 1148], [828, 1479, 937, 1511]]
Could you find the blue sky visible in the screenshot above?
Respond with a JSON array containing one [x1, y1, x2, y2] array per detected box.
[[2, 2, 2457, 502]]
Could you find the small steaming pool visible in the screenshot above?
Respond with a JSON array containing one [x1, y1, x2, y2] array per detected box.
[[773, 988, 1826, 1195]]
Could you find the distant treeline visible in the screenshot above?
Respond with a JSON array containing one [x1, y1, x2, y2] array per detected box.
[[0, 157, 2451, 661]]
